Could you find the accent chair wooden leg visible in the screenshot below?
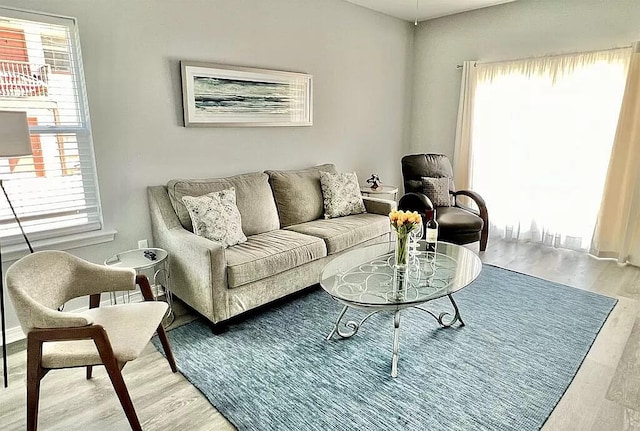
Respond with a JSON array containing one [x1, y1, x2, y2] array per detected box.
[[103, 361, 142, 431], [86, 365, 93, 380], [135, 274, 178, 373], [26, 336, 43, 431], [94, 334, 142, 431], [156, 325, 177, 373]]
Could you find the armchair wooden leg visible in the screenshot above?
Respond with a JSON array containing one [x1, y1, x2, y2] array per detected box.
[[26, 336, 43, 431], [86, 365, 93, 380], [156, 325, 177, 373], [94, 335, 142, 431], [480, 227, 488, 252]]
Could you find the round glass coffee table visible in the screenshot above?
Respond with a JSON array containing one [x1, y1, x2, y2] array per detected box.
[[320, 241, 482, 377]]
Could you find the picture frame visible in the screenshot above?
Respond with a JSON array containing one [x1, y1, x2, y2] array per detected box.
[[180, 61, 313, 127]]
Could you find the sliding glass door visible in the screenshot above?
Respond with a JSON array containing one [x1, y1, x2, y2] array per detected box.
[[467, 49, 630, 250]]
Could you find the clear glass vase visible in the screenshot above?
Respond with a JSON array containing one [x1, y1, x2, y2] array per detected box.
[[394, 232, 409, 269]]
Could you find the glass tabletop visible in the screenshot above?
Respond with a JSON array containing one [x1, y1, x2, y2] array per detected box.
[[320, 241, 482, 307], [360, 185, 398, 194], [104, 248, 168, 270]]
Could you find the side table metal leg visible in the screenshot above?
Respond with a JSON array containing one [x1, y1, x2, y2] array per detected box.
[[164, 259, 174, 325], [391, 309, 401, 378], [153, 262, 174, 326]]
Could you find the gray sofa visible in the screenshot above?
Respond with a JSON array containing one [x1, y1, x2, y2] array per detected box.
[[147, 164, 395, 327]]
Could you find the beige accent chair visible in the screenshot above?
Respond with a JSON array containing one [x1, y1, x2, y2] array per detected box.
[[6, 250, 177, 431]]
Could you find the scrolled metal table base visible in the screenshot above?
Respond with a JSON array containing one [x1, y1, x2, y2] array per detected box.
[[325, 305, 382, 340], [325, 294, 465, 378], [414, 294, 465, 328]]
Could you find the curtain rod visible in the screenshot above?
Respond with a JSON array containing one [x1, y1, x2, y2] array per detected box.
[[455, 45, 633, 69]]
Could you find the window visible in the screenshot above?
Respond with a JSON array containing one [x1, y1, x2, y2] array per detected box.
[[41, 35, 71, 74], [0, 7, 102, 247], [466, 48, 630, 251]]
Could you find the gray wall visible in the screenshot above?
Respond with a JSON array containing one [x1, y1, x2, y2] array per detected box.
[[410, 0, 640, 157], [6, 0, 638, 338], [1, 0, 413, 335]]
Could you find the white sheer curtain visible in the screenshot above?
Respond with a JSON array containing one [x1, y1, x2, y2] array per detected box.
[[591, 43, 640, 265], [467, 48, 631, 251], [453, 60, 477, 192]]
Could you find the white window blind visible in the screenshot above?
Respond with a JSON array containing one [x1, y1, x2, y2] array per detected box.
[[0, 7, 102, 246]]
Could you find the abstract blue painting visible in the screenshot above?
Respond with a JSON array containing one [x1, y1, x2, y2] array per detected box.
[[181, 62, 312, 127]]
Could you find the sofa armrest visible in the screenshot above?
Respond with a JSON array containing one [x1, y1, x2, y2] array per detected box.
[[363, 196, 397, 215], [148, 186, 228, 323], [169, 230, 228, 323]]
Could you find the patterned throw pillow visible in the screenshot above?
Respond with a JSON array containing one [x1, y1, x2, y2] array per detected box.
[[181, 188, 247, 248], [421, 177, 452, 207], [320, 171, 366, 219]]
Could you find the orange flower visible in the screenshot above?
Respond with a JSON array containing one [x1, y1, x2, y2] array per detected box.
[[389, 209, 421, 235]]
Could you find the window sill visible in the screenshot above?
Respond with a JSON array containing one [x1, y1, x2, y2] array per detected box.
[[1, 229, 117, 263]]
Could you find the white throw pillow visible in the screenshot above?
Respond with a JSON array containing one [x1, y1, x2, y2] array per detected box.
[[181, 188, 247, 248], [320, 171, 366, 219]]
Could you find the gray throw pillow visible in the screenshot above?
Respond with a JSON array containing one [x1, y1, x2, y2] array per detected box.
[[181, 188, 247, 248], [265, 164, 337, 227], [421, 177, 451, 207], [320, 171, 366, 219]]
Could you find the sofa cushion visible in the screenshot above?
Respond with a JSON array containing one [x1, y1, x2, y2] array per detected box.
[[265, 164, 337, 228], [167, 172, 280, 236], [436, 206, 484, 233], [320, 171, 366, 219], [226, 230, 327, 288], [181, 188, 247, 248], [285, 213, 390, 255]]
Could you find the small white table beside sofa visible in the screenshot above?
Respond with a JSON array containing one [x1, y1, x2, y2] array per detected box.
[[104, 247, 174, 325], [359, 184, 399, 201]]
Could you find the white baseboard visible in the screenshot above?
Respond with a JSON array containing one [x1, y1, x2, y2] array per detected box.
[[6, 325, 25, 345]]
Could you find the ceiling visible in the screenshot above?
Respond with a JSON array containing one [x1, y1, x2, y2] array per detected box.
[[345, 0, 517, 22]]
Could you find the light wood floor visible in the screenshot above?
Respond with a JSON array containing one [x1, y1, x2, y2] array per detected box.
[[1, 238, 640, 430]]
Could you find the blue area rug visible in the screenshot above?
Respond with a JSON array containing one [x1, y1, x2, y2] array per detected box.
[[153, 265, 616, 431]]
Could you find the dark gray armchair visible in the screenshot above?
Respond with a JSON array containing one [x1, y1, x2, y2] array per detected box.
[[399, 154, 488, 251]]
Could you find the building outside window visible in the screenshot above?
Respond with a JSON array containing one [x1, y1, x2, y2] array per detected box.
[[41, 34, 71, 74]]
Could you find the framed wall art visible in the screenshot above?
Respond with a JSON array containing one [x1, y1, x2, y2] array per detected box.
[[181, 61, 313, 127]]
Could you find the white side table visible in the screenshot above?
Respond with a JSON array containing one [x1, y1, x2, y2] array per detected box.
[[360, 185, 399, 201], [104, 248, 174, 325]]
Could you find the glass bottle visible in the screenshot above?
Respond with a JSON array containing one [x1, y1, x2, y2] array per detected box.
[[425, 209, 438, 254]]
